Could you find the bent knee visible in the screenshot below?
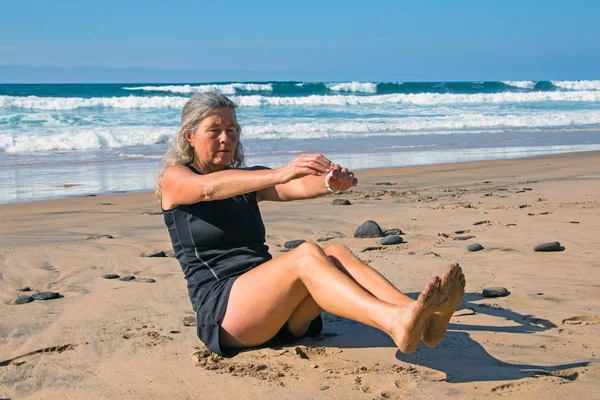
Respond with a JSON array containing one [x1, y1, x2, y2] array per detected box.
[[323, 242, 350, 257], [295, 241, 326, 257]]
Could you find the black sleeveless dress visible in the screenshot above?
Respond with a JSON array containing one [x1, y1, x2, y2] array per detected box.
[[163, 166, 322, 356]]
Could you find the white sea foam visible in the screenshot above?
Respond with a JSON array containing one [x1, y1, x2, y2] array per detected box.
[[552, 80, 600, 91], [326, 82, 378, 93], [2, 109, 600, 153], [123, 83, 273, 94], [503, 81, 536, 89], [3, 89, 600, 112]]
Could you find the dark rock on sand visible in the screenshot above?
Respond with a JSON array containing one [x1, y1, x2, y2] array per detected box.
[[570, 221, 580, 224], [373, 197, 382, 200], [533, 242, 562, 252], [284, 240, 306, 249], [119, 275, 136, 281], [467, 243, 484, 252], [454, 235, 475, 241], [14, 296, 34, 305], [102, 274, 120, 279], [375, 182, 393, 186], [31, 292, 61, 300], [354, 220, 384, 238], [380, 235, 404, 245], [505, 223, 518, 227], [17, 287, 32, 292], [515, 190, 526, 193], [482, 287, 510, 298], [383, 228, 404, 236], [331, 199, 351, 206], [134, 278, 156, 283]]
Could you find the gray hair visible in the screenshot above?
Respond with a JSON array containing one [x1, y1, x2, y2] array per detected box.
[[154, 91, 245, 199]]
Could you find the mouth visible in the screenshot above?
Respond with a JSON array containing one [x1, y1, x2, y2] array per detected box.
[[217, 150, 231, 153]]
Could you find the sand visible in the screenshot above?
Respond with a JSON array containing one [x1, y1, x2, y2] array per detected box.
[[1, 151, 599, 399]]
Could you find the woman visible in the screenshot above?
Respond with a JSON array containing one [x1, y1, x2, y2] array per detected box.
[[156, 92, 466, 357]]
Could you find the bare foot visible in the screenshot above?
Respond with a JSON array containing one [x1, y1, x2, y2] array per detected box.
[[387, 276, 444, 354], [421, 263, 466, 347]]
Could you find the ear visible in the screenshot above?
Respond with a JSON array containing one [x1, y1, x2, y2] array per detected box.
[[183, 129, 194, 147]]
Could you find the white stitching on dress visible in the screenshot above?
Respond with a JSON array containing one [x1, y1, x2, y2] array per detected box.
[[187, 207, 219, 281]]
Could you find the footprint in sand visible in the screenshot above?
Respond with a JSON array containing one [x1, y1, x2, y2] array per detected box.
[[562, 316, 600, 325]]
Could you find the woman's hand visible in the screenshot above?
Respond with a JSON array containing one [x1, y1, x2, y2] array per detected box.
[[326, 164, 358, 192], [275, 154, 333, 184]]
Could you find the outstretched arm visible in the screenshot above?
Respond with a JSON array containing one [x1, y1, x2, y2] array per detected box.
[[257, 164, 358, 202], [161, 154, 333, 209]]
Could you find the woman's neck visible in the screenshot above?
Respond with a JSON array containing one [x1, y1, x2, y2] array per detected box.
[[192, 160, 225, 175]]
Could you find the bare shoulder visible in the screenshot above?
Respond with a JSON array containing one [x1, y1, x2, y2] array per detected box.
[[163, 164, 194, 185]]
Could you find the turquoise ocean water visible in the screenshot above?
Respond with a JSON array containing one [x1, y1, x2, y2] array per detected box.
[[1, 80, 600, 204]]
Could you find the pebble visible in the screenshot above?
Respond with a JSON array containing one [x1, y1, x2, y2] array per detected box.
[[14, 296, 34, 305], [467, 243, 484, 252], [533, 242, 562, 252], [331, 199, 351, 205], [17, 286, 32, 292], [515, 190, 526, 193], [31, 292, 61, 300], [570, 221, 580, 224], [320, 386, 330, 391], [375, 182, 393, 186], [482, 287, 510, 298], [183, 316, 197, 326], [373, 197, 382, 200], [354, 220, 384, 238], [379, 235, 404, 245], [505, 223, 518, 227], [119, 275, 136, 281], [134, 278, 156, 283], [453, 235, 475, 241], [408, 251, 416, 255], [284, 239, 306, 249], [102, 274, 120, 279], [383, 228, 404, 236]]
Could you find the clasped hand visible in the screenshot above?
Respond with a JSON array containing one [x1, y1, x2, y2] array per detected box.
[[277, 154, 358, 192]]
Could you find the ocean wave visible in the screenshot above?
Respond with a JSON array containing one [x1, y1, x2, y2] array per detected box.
[[326, 82, 378, 93], [552, 80, 600, 91], [122, 83, 274, 94], [3, 89, 600, 111], [4, 111, 599, 153], [503, 80, 537, 89]]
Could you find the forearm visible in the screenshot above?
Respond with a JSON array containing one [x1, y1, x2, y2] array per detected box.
[[197, 169, 282, 201], [281, 174, 331, 201]]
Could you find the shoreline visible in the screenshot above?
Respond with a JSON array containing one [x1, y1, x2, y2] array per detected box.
[[2, 147, 599, 205], [1, 150, 599, 398]]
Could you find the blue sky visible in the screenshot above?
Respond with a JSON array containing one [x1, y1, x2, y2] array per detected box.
[[1, 0, 599, 82]]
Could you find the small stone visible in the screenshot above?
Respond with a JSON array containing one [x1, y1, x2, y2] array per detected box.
[[537, 293, 544, 296], [570, 221, 579, 224], [284, 240, 305, 249], [119, 275, 136, 281], [31, 291, 61, 300], [482, 287, 510, 298], [17, 286, 32, 292], [383, 228, 404, 236], [467, 243, 484, 252], [505, 223, 518, 227], [453, 236, 475, 241], [515, 190, 526, 193], [320, 386, 330, 391], [354, 220, 384, 238], [134, 278, 156, 283], [408, 251, 416, 255], [14, 296, 34, 305], [523, 188, 533, 191], [183, 316, 196, 326], [331, 199, 351, 205], [102, 274, 120, 279], [373, 197, 382, 200], [375, 182, 393, 186], [379, 235, 404, 245], [533, 242, 562, 252]]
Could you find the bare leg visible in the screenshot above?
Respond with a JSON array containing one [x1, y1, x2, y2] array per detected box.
[[323, 243, 413, 306], [220, 242, 464, 353]]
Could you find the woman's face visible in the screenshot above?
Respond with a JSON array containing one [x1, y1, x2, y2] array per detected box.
[[187, 108, 238, 170]]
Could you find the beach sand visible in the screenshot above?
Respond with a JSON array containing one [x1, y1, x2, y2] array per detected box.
[[1, 151, 599, 399]]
